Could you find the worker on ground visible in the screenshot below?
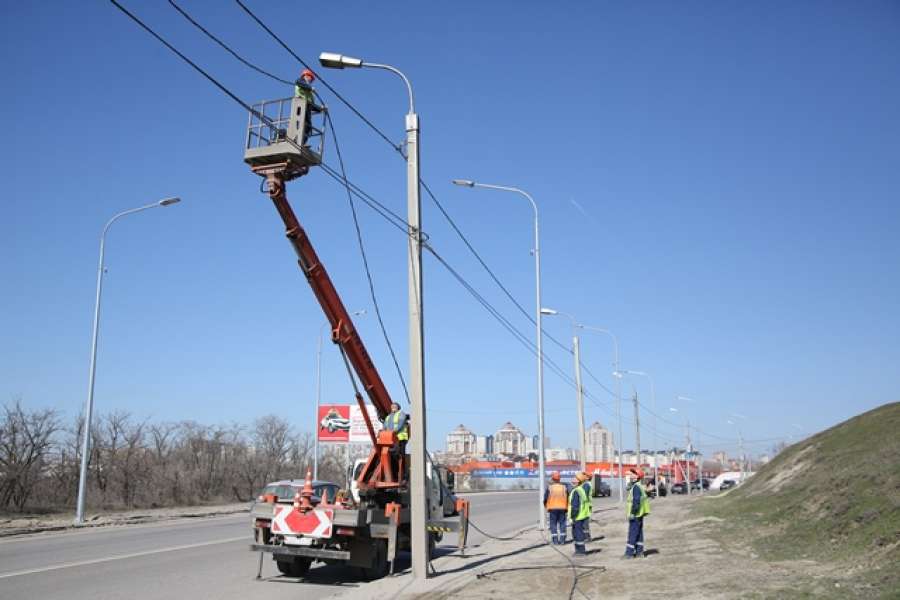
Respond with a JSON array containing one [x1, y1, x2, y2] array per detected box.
[[543, 471, 569, 544], [568, 472, 591, 556], [383, 402, 409, 455], [581, 471, 594, 542], [623, 467, 651, 559]]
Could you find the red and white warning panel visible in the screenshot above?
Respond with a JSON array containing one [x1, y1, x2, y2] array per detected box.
[[271, 505, 334, 539]]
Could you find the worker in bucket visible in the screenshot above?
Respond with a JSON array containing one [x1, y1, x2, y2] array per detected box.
[[623, 467, 651, 559], [293, 68, 319, 145], [383, 402, 409, 455], [543, 471, 569, 544], [568, 472, 591, 556]]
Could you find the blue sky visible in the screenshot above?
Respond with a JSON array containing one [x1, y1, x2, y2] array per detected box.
[[2, 1, 898, 458]]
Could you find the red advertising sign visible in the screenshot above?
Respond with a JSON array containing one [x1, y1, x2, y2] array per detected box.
[[317, 405, 351, 442]]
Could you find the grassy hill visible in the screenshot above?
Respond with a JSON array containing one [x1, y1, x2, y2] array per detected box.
[[703, 402, 900, 597]]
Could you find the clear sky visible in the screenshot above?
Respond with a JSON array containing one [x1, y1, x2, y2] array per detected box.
[[2, 1, 898, 458]]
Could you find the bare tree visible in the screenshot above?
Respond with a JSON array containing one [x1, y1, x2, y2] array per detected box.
[[0, 399, 60, 510]]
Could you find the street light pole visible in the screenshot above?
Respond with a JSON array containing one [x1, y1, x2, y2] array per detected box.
[[454, 179, 546, 531], [539, 309, 585, 472], [75, 197, 181, 525], [319, 52, 429, 577]]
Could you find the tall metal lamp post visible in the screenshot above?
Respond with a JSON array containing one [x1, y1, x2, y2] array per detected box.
[[75, 197, 181, 525], [319, 52, 430, 579], [452, 179, 546, 531]]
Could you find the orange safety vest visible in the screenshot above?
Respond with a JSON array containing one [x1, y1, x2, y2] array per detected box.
[[546, 483, 568, 510]]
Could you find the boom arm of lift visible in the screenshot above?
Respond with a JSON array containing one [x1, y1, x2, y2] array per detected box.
[[255, 164, 406, 493]]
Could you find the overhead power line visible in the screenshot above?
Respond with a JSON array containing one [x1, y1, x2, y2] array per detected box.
[[167, 0, 293, 85], [233, 0, 403, 154]]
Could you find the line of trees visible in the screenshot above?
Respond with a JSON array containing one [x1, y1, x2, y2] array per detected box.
[[0, 399, 345, 513]]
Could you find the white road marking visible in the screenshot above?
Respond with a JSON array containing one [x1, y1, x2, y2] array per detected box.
[[0, 535, 246, 579], [0, 513, 247, 545]]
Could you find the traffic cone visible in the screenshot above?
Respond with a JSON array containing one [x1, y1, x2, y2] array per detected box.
[[298, 466, 315, 512]]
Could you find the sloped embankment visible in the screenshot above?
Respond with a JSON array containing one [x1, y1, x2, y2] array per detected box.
[[703, 402, 900, 596]]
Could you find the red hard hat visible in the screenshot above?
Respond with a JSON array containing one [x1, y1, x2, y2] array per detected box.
[[550, 471, 560, 482], [301, 68, 316, 81], [630, 467, 644, 479]]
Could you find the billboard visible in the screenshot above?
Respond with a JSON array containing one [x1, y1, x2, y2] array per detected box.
[[349, 404, 383, 443], [317, 404, 383, 443], [317, 405, 350, 442]]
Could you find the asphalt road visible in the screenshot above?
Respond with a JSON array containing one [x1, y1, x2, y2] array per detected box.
[[0, 491, 617, 600]]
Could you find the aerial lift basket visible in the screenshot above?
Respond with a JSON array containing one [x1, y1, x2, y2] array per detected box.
[[244, 94, 326, 180]]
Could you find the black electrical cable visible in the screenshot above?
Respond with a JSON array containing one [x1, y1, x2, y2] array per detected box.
[[167, 0, 293, 85], [327, 111, 411, 405], [233, 0, 404, 155]]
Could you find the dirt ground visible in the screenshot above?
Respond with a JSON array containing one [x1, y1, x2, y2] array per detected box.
[[419, 495, 864, 600], [0, 502, 249, 538]]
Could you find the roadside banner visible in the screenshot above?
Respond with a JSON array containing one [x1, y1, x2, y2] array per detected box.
[[349, 404, 383, 443], [317, 405, 350, 442]]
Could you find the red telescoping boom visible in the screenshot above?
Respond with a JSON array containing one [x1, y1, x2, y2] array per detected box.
[[254, 164, 406, 494]]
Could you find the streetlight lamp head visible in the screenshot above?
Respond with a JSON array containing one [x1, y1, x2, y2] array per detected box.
[[318, 52, 363, 69], [159, 197, 181, 206], [669, 407, 678, 413], [612, 371, 623, 379], [451, 179, 475, 187], [539, 308, 558, 315]]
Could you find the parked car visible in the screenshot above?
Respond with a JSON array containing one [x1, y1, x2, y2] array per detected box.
[[594, 480, 612, 497], [670, 481, 688, 494], [719, 479, 737, 491], [250, 479, 340, 543], [645, 477, 667, 498]]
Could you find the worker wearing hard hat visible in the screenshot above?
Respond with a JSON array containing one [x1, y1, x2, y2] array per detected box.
[[568, 472, 592, 556], [623, 467, 651, 559], [293, 68, 319, 145], [543, 471, 569, 544], [581, 472, 594, 542], [383, 402, 409, 455]]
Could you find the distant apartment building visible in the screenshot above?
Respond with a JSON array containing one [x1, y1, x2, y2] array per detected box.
[[476, 435, 494, 456], [585, 421, 615, 462], [445, 424, 477, 455], [494, 422, 527, 456], [713, 451, 728, 465]]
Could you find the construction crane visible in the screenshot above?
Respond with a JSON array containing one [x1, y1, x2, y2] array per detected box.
[[245, 91, 468, 579]]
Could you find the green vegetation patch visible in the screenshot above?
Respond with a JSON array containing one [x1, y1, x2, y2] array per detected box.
[[702, 403, 900, 596]]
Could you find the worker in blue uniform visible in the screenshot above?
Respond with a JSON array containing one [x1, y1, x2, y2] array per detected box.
[[568, 472, 591, 556], [623, 467, 651, 558]]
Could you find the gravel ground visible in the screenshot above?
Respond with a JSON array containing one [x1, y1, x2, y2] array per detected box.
[[344, 495, 857, 600]]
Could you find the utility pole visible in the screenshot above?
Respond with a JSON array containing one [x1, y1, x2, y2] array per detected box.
[[405, 104, 429, 581], [632, 391, 641, 469], [738, 430, 745, 483], [573, 336, 586, 472], [685, 419, 692, 496]]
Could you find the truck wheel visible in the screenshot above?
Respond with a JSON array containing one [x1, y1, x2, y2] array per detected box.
[[362, 539, 389, 580], [276, 557, 312, 577]]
